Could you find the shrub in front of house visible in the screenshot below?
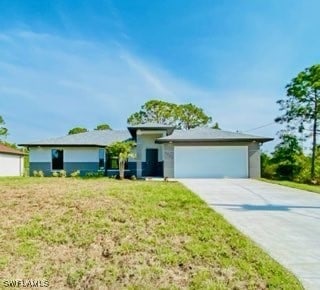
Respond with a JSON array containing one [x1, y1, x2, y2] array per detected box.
[[70, 170, 80, 177], [33, 170, 44, 177], [52, 171, 59, 177], [85, 170, 104, 178], [59, 170, 67, 177], [52, 170, 67, 177]]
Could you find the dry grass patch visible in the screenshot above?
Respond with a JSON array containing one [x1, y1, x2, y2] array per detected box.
[[0, 177, 302, 289]]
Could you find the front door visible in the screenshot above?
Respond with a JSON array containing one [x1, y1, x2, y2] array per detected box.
[[146, 148, 158, 176]]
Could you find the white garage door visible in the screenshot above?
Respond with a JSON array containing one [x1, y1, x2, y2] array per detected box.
[[174, 146, 248, 178], [0, 154, 23, 177]]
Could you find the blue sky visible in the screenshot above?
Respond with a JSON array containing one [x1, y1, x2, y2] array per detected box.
[[0, 0, 319, 151]]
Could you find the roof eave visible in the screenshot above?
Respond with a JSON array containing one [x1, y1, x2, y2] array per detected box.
[[127, 126, 175, 139], [0, 151, 26, 156], [18, 144, 106, 147], [155, 138, 274, 144]]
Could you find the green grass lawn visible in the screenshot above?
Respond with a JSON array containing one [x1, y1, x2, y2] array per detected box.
[[0, 177, 302, 289], [260, 178, 320, 194]]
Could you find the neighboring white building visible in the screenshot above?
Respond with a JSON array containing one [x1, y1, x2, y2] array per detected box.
[[0, 143, 25, 177]]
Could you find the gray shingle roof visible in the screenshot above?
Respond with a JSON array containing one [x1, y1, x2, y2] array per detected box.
[[19, 127, 273, 147], [156, 128, 273, 143], [19, 130, 131, 147]]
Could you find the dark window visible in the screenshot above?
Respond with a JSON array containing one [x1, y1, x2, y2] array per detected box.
[[108, 156, 119, 169], [107, 155, 128, 170], [52, 149, 63, 170], [99, 148, 105, 169]]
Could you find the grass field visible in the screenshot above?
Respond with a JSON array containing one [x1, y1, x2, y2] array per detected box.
[[0, 177, 302, 289], [261, 178, 320, 194]]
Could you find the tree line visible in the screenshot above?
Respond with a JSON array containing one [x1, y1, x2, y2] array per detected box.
[[68, 123, 112, 135], [263, 64, 320, 183], [67, 100, 219, 135], [127, 100, 219, 130]]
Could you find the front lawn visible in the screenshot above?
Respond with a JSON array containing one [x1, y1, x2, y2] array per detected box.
[[0, 178, 302, 289], [261, 178, 320, 194]]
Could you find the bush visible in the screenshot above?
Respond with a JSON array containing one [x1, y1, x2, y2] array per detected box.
[[70, 170, 80, 177], [52, 171, 59, 177], [33, 170, 44, 177], [23, 168, 29, 177], [276, 163, 302, 181], [59, 170, 67, 177], [261, 163, 277, 179], [85, 170, 104, 178], [292, 155, 311, 183], [261, 153, 277, 179], [52, 170, 67, 177]]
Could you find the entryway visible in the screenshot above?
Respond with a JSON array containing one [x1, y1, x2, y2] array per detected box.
[[145, 148, 160, 177]]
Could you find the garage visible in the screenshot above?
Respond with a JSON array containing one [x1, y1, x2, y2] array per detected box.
[[0, 143, 25, 177], [174, 146, 248, 178]]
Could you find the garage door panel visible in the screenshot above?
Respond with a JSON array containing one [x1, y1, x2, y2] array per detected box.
[[174, 146, 248, 178]]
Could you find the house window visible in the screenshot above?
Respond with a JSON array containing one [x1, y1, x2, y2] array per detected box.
[[107, 156, 119, 169], [107, 155, 129, 170], [99, 148, 105, 169], [52, 149, 63, 170]]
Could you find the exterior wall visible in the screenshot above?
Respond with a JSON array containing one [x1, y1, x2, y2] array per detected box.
[[29, 162, 52, 176], [248, 142, 261, 178], [64, 162, 99, 174], [0, 153, 24, 176], [29, 146, 102, 176], [64, 148, 102, 162], [135, 132, 165, 177], [138, 134, 164, 161], [30, 147, 100, 162], [29, 147, 51, 162], [29, 146, 138, 177], [106, 161, 137, 177], [163, 144, 174, 178], [141, 161, 163, 176], [127, 161, 137, 176], [128, 147, 136, 162]]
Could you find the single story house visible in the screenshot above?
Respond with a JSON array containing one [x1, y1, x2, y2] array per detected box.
[[19, 123, 273, 178], [0, 143, 25, 177]]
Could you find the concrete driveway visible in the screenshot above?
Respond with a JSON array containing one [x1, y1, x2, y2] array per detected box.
[[180, 178, 320, 290]]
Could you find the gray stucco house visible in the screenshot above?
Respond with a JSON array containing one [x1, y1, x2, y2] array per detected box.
[[20, 124, 272, 178]]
